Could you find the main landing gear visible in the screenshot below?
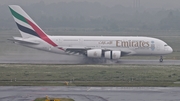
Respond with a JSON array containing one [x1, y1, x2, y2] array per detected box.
[[159, 56, 163, 62]]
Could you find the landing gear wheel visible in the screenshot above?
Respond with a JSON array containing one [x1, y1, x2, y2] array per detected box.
[[159, 56, 163, 62]]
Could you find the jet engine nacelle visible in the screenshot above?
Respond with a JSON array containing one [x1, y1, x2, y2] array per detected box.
[[104, 51, 121, 60], [87, 49, 102, 58]]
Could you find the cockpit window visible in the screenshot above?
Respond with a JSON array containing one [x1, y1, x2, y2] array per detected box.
[[164, 44, 168, 46]]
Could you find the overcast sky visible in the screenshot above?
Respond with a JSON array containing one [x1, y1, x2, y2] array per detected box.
[[1, 0, 180, 9]]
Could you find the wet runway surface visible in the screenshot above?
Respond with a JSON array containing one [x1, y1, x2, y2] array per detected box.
[[0, 86, 180, 101], [117, 59, 180, 65], [0, 44, 179, 65], [0, 56, 180, 65]]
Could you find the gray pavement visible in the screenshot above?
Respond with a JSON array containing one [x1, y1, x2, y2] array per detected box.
[[0, 86, 180, 101], [117, 59, 180, 65], [0, 55, 180, 65], [0, 41, 179, 65]]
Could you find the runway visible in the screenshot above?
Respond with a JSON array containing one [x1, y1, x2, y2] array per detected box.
[[117, 59, 180, 65], [0, 55, 179, 65], [0, 47, 179, 65], [0, 86, 180, 101]]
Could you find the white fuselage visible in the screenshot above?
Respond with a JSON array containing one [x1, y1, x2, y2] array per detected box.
[[21, 36, 173, 56], [8, 5, 173, 62]]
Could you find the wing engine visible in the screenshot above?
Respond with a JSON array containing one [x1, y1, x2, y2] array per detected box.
[[87, 49, 102, 58], [86, 49, 121, 60], [104, 51, 121, 60]]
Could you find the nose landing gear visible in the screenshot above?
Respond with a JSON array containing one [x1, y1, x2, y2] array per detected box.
[[159, 56, 163, 62]]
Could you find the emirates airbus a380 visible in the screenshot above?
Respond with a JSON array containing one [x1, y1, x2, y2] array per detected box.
[[8, 5, 173, 63]]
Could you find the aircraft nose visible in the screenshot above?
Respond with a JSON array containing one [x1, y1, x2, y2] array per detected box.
[[169, 46, 173, 53]]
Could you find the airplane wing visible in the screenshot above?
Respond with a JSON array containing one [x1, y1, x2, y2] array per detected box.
[[8, 37, 39, 45], [57, 46, 90, 55], [58, 46, 131, 56]]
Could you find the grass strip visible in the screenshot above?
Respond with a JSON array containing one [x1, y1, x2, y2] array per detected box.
[[0, 64, 180, 87]]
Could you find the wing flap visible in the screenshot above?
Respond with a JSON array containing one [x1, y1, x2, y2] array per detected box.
[[60, 46, 90, 55]]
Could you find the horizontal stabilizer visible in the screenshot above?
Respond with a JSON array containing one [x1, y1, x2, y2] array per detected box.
[[8, 37, 39, 45]]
